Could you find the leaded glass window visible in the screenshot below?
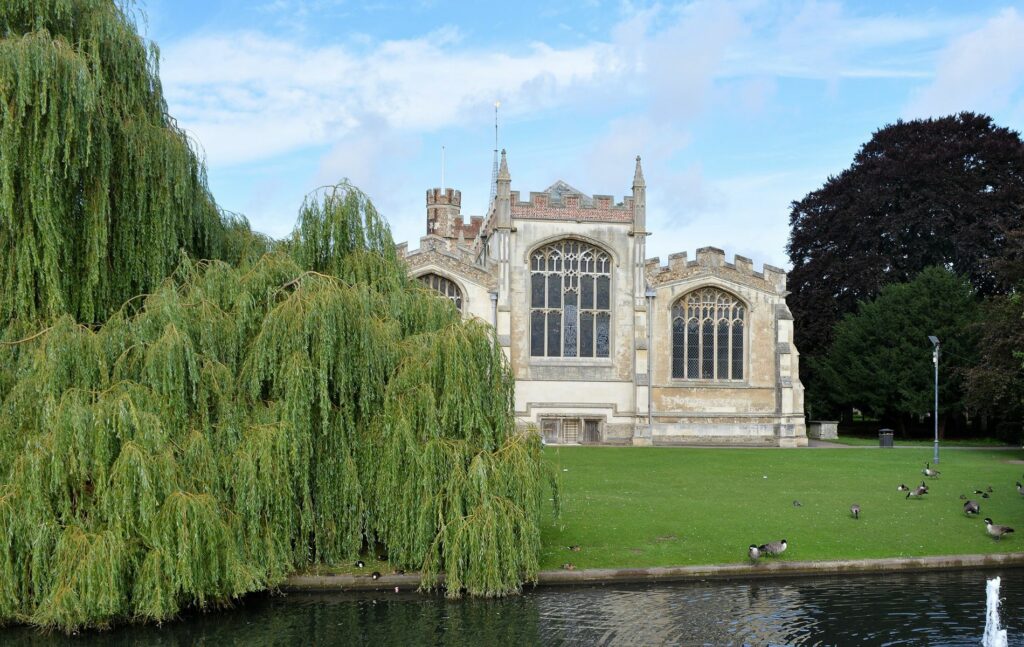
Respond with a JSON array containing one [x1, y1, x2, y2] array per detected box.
[[418, 273, 462, 311], [671, 288, 745, 380], [530, 240, 612, 358]]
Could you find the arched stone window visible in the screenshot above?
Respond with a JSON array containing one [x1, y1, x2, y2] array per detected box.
[[418, 273, 462, 310], [671, 288, 745, 380], [530, 240, 612, 358]]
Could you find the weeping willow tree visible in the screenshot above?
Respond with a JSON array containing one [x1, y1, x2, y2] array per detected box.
[[0, 0, 251, 324], [0, 182, 557, 632]]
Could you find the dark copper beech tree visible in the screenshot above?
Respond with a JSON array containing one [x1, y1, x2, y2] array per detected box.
[[787, 112, 1024, 361]]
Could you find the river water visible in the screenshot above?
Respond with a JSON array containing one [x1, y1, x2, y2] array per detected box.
[[3, 568, 1022, 645]]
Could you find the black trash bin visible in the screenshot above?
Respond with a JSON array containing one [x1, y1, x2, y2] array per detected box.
[[879, 429, 894, 448]]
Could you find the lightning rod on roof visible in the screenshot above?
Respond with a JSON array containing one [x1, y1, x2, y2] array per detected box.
[[490, 100, 501, 205]]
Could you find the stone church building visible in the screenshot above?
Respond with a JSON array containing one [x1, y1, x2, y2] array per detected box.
[[398, 151, 807, 446]]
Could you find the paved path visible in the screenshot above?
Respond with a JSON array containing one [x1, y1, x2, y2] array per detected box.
[[807, 439, 853, 448], [548, 440, 1021, 450], [808, 439, 1022, 450]]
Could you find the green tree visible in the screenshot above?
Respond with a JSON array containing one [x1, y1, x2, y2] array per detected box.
[[814, 267, 979, 435], [0, 183, 556, 632], [0, 1, 555, 633], [960, 292, 1024, 442], [0, 0, 238, 324]]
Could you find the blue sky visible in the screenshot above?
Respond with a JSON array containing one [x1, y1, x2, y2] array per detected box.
[[140, 0, 1024, 268]]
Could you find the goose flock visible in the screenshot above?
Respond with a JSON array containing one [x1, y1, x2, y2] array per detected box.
[[747, 462, 1019, 563]]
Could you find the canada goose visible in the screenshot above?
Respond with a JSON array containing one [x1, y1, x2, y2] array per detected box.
[[959, 494, 967, 500], [923, 463, 940, 478], [906, 484, 928, 499], [1016, 482, 1024, 496], [792, 500, 802, 507], [850, 504, 860, 519], [758, 539, 788, 556], [974, 489, 991, 499], [748, 544, 761, 561], [355, 560, 365, 568], [963, 500, 980, 516], [984, 518, 1015, 540], [986, 486, 994, 493], [897, 484, 910, 492], [567, 545, 581, 552], [371, 572, 381, 580]]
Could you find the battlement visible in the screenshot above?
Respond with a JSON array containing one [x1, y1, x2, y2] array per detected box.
[[451, 215, 483, 240], [426, 187, 461, 207], [644, 249, 788, 293], [402, 234, 486, 268], [426, 186, 484, 242], [509, 186, 633, 224]]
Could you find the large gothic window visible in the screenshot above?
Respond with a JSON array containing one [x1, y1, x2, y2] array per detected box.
[[418, 273, 462, 310], [671, 288, 745, 380], [530, 240, 612, 358]]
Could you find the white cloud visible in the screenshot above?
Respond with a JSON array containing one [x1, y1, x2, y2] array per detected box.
[[161, 29, 619, 166], [160, 1, 956, 168], [156, 0, 1006, 264], [904, 8, 1024, 119], [314, 115, 423, 235], [705, 1, 966, 84]]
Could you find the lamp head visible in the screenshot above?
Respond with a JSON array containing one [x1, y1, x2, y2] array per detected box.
[[928, 335, 939, 347]]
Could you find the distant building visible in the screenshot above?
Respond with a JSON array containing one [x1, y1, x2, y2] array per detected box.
[[399, 151, 806, 446]]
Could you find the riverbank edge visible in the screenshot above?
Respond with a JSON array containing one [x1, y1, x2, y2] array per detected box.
[[282, 552, 1024, 592]]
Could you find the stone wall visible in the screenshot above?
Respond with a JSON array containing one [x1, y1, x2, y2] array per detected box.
[[807, 421, 839, 440], [506, 218, 639, 434]]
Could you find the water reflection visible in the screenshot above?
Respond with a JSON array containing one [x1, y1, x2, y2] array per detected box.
[[2, 569, 1021, 645], [537, 571, 1022, 646]]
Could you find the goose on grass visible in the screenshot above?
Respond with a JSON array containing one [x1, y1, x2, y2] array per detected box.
[[984, 518, 1015, 540], [758, 539, 788, 556]]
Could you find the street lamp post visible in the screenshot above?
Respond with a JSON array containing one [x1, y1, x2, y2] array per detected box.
[[928, 335, 940, 464]]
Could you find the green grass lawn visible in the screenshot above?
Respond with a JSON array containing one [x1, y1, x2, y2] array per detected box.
[[539, 446, 1024, 571]]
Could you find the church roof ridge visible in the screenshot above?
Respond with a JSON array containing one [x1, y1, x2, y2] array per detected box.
[[542, 180, 593, 207]]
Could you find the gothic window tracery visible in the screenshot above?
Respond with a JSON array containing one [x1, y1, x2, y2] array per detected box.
[[530, 240, 612, 358], [418, 273, 462, 310], [671, 288, 745, 380]]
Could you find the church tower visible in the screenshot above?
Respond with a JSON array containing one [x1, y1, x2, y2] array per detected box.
[[425, 187, 462, 239]]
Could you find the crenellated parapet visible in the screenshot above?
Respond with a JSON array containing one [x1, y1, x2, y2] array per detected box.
[[401, 234, 496, 290], [509, 183, 634, 224], [426, 187, 461, 208], [645, 247, 788, 294], [425, 187, 485, 241]]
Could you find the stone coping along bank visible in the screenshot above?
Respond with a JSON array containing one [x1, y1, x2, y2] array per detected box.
[[283, 552, 1024, 592]]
